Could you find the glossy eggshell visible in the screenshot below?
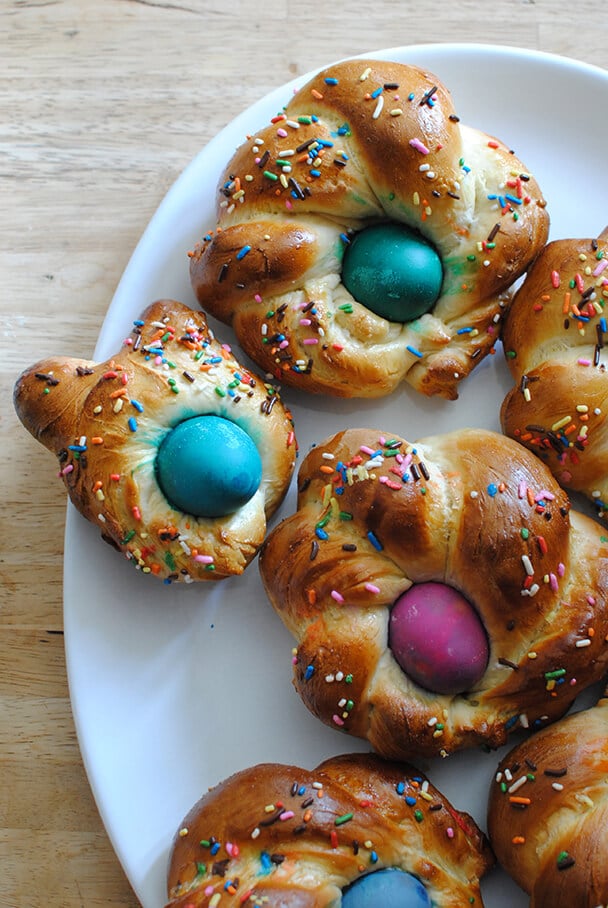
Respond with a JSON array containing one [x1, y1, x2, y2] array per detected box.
[[155, 415, 262, 518], [341, 868, 431, 908], [389, 582, 489, 695], [341, 222, 443, 322]]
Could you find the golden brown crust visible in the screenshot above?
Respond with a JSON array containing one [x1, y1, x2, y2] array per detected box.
[[165, 752, 493, 907], [13, 299, 296, 582], [501, 229, 608, 519], [487, 688, 608, 908], [258, 427, 608, 758], [190, 58, 549, 399]]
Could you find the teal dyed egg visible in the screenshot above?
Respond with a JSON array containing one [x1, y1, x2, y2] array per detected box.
[[342, 223, 443, 322], [156, 415, 262, 518], [342, 868, 431, 908]]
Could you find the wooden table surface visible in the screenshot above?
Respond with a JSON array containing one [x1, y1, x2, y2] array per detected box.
[[2, 1, 607, 906]]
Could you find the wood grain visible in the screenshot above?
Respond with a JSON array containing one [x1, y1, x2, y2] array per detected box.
[[2, 1, 607, 905]]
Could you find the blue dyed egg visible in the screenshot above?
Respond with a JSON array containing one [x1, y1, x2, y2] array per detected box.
[[389, 582, 489, 695], [342, 223, 443, 322], [342, 868, 431, 908], [155, 415, 262, 518]]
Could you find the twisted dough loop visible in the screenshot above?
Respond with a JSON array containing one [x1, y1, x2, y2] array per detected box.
[[14, 299, 296, 582], [190, 58, 549, 398], [259, 427, 608, 758], [488, 688, 608, 908], [165, 752, 493, 907], [501, 228, 608, 519]]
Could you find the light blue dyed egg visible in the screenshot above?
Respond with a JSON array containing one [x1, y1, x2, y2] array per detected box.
[[155, 415, 262, 518], [342, 868, 431, 908], [342, 223, 443, 322]]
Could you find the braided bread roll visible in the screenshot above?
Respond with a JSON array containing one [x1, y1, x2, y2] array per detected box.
[[501, 227, 608, 520], [259, 427, 608, 758], [13, 299, 296, 582], [487, 686, 608, 907], [189, 58, 549, 399], [165, 752, 493, 907]]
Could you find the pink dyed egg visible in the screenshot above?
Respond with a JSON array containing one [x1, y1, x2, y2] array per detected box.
[[389, 582, 489, 695]]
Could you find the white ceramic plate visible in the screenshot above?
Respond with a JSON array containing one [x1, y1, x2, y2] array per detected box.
[[63, 44, 608, 908]]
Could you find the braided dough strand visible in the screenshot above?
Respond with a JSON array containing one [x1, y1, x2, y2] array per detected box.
[[165, 752, 493, 907], [488, 688, 608, 908], [501, 228, 608, 519], [190, 58, 549, 398], [259, 428, 608, 758], [14, 299, 296, 582]]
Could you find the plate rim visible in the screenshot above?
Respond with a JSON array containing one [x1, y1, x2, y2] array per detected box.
[[62, 41, 608, 908]]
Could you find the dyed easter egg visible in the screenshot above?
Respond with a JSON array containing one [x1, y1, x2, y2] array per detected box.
[[389, 582, 489, 695], [341, 222, 443, 322], [342, 868, 431, 908], [155, 415, 262, 518]]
